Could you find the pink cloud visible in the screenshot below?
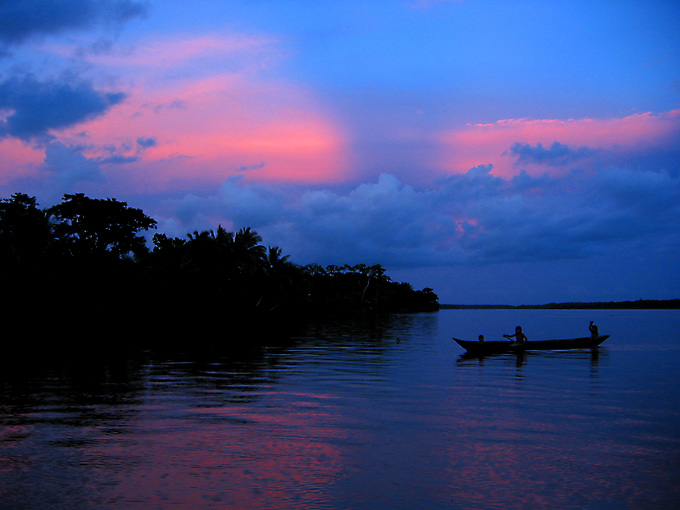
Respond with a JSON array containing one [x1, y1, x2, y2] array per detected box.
[[52, 36, 351, 192], [437, 109, 680, 177], [48, 33, 280, 71], [0, 138, 43, 185]]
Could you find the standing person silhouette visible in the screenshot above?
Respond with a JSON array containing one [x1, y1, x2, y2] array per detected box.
[[589, 321, 599, 338]]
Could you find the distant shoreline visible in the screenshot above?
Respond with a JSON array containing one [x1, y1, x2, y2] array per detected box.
[[440, 299, 680, 310]]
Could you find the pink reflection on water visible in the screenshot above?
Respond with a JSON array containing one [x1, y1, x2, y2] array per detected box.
[[84, 390, 354, 509], [425, 384, 678, 510]]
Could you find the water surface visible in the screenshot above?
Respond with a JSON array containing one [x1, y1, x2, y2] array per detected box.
[[2, 309, 679, 509]]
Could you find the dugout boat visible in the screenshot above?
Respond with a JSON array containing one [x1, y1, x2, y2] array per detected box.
[[453, 335, 609, 355]]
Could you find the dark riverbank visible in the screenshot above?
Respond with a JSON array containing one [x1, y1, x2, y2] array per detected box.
[[441, 299, 680, 310], [3, 193, 439, 351]]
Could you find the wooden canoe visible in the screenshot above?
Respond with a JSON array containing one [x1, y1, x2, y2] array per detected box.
[[453, 335, 609, 354]]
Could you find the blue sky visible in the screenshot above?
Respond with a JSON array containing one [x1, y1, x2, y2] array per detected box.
[[1, 0, 679, 304]]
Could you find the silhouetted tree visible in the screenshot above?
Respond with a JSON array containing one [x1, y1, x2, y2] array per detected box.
[[0, 193, 52, 270], [3, 189, 441, 345], [258, 246, 308, 314], [233, 227, 267, 276], [418, 288, 440, 310], [150, 233, 187, 269], [296, 263, 437, 314], [49, 193, 157, 259], [1, 193, 56, 331]]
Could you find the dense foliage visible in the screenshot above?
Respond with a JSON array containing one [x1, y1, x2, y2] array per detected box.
[[2, 193, 439, 339]]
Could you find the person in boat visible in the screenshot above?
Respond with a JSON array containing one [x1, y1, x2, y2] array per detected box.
[[478, 335, 485, 342], [589, 321, 599, 338], [504, 326, 528, 343]]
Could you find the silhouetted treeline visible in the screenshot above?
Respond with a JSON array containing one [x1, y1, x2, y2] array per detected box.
[[1, 193, 438, 340], [442, 299, 680, 310]]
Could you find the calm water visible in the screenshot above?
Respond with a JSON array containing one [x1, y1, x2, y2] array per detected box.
[[2, 309, 679, 509]]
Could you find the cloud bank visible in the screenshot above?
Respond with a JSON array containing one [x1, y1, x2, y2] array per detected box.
[[0, 72, 126, 142], [0, 0, 149, 48], [439, 111, 680, 178], [154, 166, 680, 273]]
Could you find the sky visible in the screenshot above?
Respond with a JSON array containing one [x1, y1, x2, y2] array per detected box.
[[1, 0, 678, 305]]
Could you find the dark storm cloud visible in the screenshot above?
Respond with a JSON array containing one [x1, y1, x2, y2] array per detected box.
[[0, 0, 149, 47], [14, 141, 108, 201], [44, 141, 104, 181], [432, 165, 680, 264], [6, 141, 108, 203], [508, 141, 598, 167], [0, 72, 126, 141], [161, 165, 679, 271]]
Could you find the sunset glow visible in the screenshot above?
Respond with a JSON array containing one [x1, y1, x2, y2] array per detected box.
[[1, 0, 678, 304], [439, 110, 680, 178]]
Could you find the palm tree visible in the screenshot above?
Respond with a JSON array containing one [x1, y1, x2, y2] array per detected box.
[[233, 227, 266, 276]]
